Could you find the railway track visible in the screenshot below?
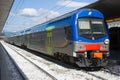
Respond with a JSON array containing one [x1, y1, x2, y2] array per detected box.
[[86, 71, 107, 80], [1, 42, 57, 80], [8, 49, 105, 80], [80, 66, 120, 80], [2, 41, 120, 80], [101, 66, 120, 76], [10, 47, 57, 80]]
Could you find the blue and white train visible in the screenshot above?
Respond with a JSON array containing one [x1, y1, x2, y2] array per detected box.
[[6, 9, 109, 67]]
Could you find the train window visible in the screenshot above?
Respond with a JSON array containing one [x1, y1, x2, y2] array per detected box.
[[78, 18, 106, 40], [78, 20, 90, 29], [91, 20, 105, 34], [64, 26, 72, 40], [78, 18, 106, 34], [78, 20, 91, 34]]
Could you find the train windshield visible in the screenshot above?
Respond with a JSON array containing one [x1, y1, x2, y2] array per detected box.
[[78, 18, 106, 40]]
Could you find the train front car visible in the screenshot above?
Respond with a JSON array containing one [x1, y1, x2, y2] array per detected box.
[[72, 9, 109, 67]]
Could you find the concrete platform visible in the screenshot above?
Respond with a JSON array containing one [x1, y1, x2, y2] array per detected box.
[[0, 43, 11, 80], [0, 42, 23, 80]]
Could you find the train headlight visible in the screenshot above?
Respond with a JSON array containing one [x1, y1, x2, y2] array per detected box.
[[77, 45, 86, 52], [79, 45, 86, 50], [100, 45, 109, 52], [104, 39, 109, 45]]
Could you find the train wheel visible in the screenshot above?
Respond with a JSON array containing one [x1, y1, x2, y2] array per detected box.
[[12, 42, 15, 45], [63, 54, 70, 63], [53, 52, 59, 60], [54, 52, 70, 63], [21, 44, 27, 49]]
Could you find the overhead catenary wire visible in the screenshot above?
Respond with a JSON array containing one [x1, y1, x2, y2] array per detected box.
[[16, 0, 74, 28], [4, 0, 74, 32], [8, 0, 24, 24], [4, 0, 24, 31], [39, 0, 74, 22]]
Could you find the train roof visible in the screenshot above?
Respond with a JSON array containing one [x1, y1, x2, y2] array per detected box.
[[37, 8, 103, 25], [14, 9, 103, 37]]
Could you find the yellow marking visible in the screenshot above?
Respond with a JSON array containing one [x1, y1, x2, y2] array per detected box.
[[107, 17, 120, 22], [55, 38, 68, 48]]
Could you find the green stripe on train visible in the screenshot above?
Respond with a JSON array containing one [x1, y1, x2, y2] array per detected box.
[[46, 26, 55, 55]]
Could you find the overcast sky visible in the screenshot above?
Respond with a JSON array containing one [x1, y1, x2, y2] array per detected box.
[[3, 0, 97, 33]]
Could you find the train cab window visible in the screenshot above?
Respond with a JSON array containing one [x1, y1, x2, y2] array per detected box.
[[64, 26, 72, 40], [77, 18, 106, 40], [78, 20, 91, 34]]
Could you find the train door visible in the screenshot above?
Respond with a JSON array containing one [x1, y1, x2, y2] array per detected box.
[[27, 33, 30, 48], [46, 26, 55, 55]]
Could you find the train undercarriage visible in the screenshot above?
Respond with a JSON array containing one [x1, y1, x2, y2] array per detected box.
[[54, 51, 109, 67]]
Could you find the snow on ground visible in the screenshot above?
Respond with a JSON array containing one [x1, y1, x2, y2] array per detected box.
[[1, 41, 53, 80], [88, 70, 120, 80], [1, 41, 120, 80]]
